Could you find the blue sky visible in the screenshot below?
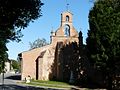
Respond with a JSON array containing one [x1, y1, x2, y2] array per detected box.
[[7, 0, 93, 60]]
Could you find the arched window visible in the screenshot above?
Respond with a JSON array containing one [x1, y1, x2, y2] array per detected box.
[[64, 24, 70, 36], [66, 15, 69, 22]]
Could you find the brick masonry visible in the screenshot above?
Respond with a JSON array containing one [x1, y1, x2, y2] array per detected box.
[[19, 11, 79, 80]]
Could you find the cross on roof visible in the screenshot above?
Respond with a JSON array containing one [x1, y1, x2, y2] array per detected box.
[[66, 0, 69, 11]]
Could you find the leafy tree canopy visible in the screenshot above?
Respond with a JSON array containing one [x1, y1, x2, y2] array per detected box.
[[0, 0, 43, 73], [87, 0, 120, 68], [29, 38, 49, 50], [0, 0, 43, 42], [11, 59, 20, 71], [87, 0, 120, 89]]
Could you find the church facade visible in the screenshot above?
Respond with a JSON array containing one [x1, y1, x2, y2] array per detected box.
[[18, 11, 79, 81]]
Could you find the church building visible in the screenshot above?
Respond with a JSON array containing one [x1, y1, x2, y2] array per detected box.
[[18, 11, 79, 81]]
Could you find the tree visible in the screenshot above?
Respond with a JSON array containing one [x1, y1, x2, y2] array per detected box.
[[86, 0, 120, 89], [0, 39, 8, 73], [29, 38, 49, 50], [0, 0, 43, 72], [0, 50, 8, 73], [11, 60, 20, 72], [0, 0, 43, 41]]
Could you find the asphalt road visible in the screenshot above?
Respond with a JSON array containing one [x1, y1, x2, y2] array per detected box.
[[0, 73, 65, 90], [0, 73, 20, 85]]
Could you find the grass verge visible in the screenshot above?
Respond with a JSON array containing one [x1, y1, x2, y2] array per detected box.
[[22, 80, 73, 89]]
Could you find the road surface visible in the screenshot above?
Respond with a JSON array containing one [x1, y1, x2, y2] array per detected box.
[[0, 73, 63, 90]]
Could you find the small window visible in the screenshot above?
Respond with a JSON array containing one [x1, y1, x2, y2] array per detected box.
[[66, 15, 69, 22]]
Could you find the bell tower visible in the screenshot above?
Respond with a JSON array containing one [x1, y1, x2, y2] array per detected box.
[[50, 11, 78, 44], [61, 12, 73, 37], [61, 12, 72, 26]]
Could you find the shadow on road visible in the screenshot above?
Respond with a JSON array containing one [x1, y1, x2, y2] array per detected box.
[[0, 84, 26, 90], [0, 84, 61, 90], [5, 74, 21, 80]]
